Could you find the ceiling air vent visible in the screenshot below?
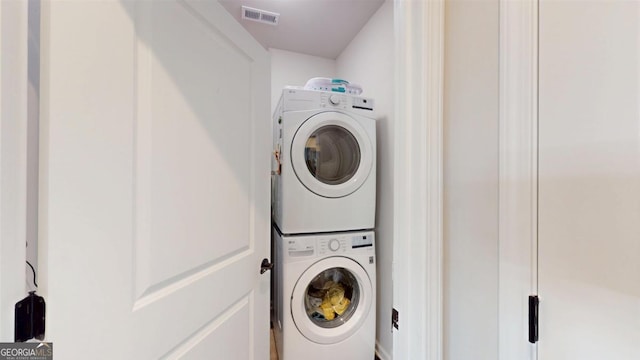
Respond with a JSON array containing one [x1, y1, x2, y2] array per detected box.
[[241, 6, 279, 26]]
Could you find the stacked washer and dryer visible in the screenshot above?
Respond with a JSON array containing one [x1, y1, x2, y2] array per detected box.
[[271, 83, 377, 360]]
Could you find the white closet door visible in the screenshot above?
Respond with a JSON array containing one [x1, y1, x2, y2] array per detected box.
[[40, 1, 270, 358], [538, 1, 640, 359]]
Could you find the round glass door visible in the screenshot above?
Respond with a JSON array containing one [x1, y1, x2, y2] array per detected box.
[[304, 267, 360, 328], [304, 126, 361, 186], [291, 257, 373, 344], [291, 112, 373, 198]]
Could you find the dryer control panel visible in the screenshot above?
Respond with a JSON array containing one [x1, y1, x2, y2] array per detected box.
[[320, 93, 349, 110], [319, 92, 375, 112], [280, 88, 374, 112]]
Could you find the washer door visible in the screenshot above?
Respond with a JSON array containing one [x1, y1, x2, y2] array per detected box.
[[291, 112, 373, 198], [291, 256, 373, 344]]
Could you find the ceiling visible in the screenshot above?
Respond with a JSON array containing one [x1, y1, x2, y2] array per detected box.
[[218, 0, 385, 59]]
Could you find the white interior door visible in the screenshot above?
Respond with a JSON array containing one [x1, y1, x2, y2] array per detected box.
[[538, 1, 640, 358], [39, 0, 270, 358]]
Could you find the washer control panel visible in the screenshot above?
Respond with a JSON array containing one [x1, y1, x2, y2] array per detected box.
[[352, 234, 373, 249], [285, 232, 375, 257], [318, 236, 349, 255], [286, 238, 315, 257]]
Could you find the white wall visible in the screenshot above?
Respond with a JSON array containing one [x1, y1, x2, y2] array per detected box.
[[335, 1, 394, 358], [443, 1, 499, 359], [269, 48, 335, 114]]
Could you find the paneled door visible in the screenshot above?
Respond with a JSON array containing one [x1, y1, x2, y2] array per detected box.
[[39, 0, 270, 358], [538, 1, 640, 359]]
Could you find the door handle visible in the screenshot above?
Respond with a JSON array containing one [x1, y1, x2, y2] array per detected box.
[[260, 258, 273, 274]]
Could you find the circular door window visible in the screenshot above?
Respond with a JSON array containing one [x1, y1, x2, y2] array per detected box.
[[292, 112, 373, 198], [291, 257, 373, 344], [305, 267, 360, 328], [304, 126, 361, 186]]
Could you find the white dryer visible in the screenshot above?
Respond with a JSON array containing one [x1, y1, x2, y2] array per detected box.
[[272, 88, 376, 234], [272, 227, 376, 360]]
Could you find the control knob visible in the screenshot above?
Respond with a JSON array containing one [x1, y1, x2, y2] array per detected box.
[[329, 94, 341, 105], [328, 239, 340, 252]]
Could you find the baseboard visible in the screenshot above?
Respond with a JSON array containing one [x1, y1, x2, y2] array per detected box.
[[375, 341, 392, 360]]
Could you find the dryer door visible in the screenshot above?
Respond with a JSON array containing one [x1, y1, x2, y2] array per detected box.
[[291, 111, 373, 198], [291, 256, 373, 344]]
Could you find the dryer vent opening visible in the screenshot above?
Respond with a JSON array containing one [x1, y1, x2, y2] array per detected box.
[[241, 6, 280, 26]]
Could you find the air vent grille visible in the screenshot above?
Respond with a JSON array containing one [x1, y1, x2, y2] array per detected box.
[[244, 8, 260, 20], [241, 6, 279, 26]]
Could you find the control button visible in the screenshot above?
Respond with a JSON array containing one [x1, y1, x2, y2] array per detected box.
[[329, 239, 340, 251], [329, 94, 341, 105]]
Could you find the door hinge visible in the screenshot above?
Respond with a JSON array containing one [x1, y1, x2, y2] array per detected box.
[[392, 308, 399, 331], [528, 295, 539, 344], [15, 291, 46, 342]]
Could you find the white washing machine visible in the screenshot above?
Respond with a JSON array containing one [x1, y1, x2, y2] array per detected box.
[[273, 227, 376, 360], [272, 88, 376, 234]]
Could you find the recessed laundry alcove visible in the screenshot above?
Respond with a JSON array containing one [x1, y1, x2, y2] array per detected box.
[[218, 1, 395, 358]]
